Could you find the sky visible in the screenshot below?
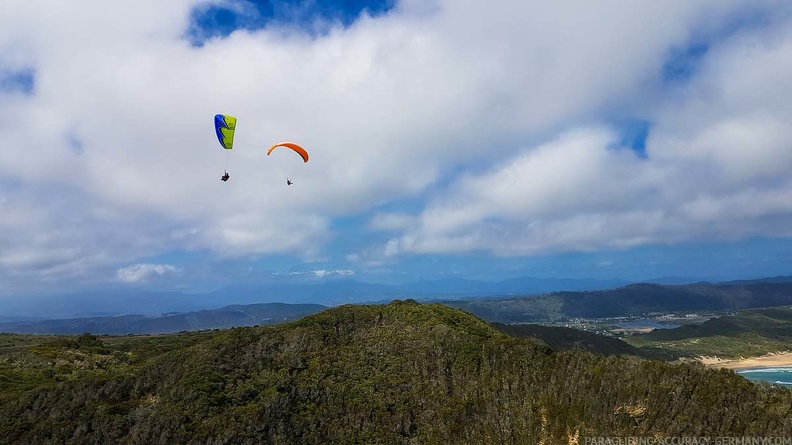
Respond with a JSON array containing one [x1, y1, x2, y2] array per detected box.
[[1, 0, 792, 303]]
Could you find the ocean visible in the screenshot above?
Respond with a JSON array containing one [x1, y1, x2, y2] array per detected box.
[[735, 366, 792, 388]]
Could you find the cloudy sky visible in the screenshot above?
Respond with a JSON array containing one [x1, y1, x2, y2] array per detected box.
[[1, 0, 792, 301]]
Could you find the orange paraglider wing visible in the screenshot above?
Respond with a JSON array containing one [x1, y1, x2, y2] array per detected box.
[[266, 142, 309, 163]]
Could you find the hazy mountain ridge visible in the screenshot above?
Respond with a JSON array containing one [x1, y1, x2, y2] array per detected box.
[[0, 303, 327, 335], [2, 275, 628, 320], [1, 301, 789, 444], [3, 276, 791, 335], [445, 280, 792, 323]]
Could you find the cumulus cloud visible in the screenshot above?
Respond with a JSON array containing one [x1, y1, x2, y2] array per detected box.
[[116, 263, 182, 283], [312, 269, 355, 278], [1, 0, 791, 294], [346, 2, 792, 260], [378, 117, 792, 257]]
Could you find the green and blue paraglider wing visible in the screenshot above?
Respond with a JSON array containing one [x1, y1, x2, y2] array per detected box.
[[214, 114, 237, 150]]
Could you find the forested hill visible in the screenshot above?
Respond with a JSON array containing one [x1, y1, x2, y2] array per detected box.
[[1, 301, 790, 443], [491, 322, 644, 357], [445, 281, 792, 322]]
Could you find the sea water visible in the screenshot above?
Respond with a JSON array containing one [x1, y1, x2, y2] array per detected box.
[[735, 366, 792, 388]]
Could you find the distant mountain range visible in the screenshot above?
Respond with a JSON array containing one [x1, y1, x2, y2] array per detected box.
[[1, 275, 629, 320], [444, 278, 792, 323], [0, 303, 327, 335], [1, 276, 790, 335]]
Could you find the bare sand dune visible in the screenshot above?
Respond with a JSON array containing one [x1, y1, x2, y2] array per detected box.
[[698, 351, 792, 370]]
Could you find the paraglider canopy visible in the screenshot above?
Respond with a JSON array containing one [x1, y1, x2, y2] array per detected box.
[[267, 142, 309, 163], [214, 114, 236, 150]]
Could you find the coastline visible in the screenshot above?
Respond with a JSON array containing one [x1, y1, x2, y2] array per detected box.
[[698, 351, 792, 370]]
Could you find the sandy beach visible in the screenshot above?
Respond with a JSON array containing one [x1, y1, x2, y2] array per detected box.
[[698, 351, 792, 370]]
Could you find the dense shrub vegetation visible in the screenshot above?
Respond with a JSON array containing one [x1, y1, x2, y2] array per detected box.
[[1, 301, 790, 444]]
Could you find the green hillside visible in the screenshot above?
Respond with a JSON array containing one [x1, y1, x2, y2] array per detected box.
[[491, 322, 645, 357], [1, 301, 790, 444], [626, 306, 792, 358]]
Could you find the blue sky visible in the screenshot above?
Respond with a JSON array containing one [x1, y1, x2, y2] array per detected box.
[[1, 0, 792, 305], [187, 0, 394, 44]]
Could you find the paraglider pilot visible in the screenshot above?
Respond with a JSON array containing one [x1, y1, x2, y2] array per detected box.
[[221, 171, 230, 182], [287, 178, 293, 186]]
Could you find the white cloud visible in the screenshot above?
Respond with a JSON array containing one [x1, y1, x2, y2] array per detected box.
[[312, 269, 355, 278], [1, 0, 791, 293], [369, 213, 415, 231], [351, 2, 792, 259], [116, 263, 181, 283], [380, 115, 792, 256]]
